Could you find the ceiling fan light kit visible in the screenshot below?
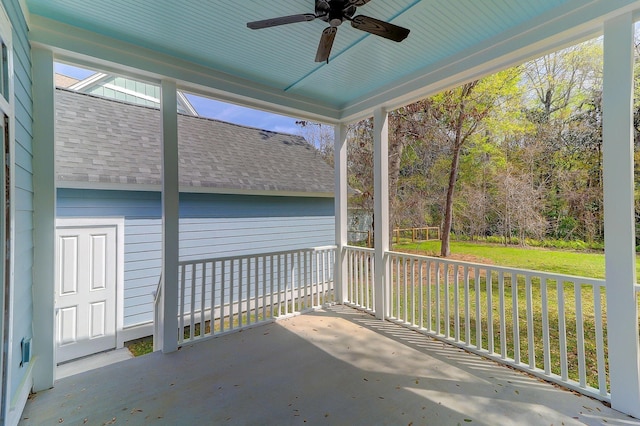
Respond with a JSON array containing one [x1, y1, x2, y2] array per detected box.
[[247, 0, 410, 63]]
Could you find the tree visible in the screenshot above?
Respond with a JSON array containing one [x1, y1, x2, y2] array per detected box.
[[425, 68, 522, 256], [521, 40, 604, 241], [494, 165, 547, 243]]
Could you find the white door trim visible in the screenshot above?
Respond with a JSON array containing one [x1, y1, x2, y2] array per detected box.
[[55, 217, 125, 354]]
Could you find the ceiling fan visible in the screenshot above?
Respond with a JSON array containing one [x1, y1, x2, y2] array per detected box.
[[247, 0, 410, 63]]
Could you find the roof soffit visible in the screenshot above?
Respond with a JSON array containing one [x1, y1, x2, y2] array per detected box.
[[27, 0, 640, 123]]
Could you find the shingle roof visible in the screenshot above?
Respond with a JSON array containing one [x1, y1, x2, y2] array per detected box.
[[55, 88, 335, 195]]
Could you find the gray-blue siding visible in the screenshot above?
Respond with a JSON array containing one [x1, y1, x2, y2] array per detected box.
[[4, 0, 34, 404], [57, 189, 335, 328]]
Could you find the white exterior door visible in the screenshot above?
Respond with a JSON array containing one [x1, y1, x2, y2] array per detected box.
[[55, 224, 117, 363]]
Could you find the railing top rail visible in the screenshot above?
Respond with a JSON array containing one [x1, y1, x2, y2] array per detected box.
[[387, 250, 606, 287], [345, 245, 375, 253], [178, 245, 337, 266]]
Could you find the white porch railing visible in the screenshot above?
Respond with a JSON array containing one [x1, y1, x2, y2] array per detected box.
[[386, 251, 609, 401], [344, 246, 375, 313], [155, 246, 336, 346]]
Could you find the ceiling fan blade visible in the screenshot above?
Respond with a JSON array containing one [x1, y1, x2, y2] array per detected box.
[[350, 15, 410, 42], [247, 13, 316, 30], [315, 27, 337, 63], [346, 0, 373, 7]]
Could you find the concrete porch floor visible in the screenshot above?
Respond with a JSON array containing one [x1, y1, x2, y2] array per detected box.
[[20, 306, 640, 425]]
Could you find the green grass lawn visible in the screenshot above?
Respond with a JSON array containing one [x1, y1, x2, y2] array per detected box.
[[393, 239, 640, 278]]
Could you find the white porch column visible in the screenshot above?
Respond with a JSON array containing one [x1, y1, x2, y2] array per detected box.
[[602, 12, 640, 417], [161, 79, 179, 353], [373, 108, 389, 319], [32, 47, 56, 390], [334, 123, 348, 303]]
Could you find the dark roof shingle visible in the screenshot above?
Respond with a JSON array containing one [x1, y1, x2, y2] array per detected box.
[[55, 89, 334, 195]]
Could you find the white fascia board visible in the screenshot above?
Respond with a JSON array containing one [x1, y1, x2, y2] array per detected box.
[[56, 181, 334, 198], [29, 15, 341, 125], [339, 0, 640, 123], [68, 72, 108, 91], [177, 91, 198, 116]]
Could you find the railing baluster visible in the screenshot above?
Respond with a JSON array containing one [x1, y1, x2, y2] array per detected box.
[[444, 262, 450, 338], [558, 279, 568, 381], [189, 264, 196, 341], [512, 273, 520, 364], [426, 260, 432, 331], [498, 271, 506, 359], [436, 261, 442, 335], [347, 250, 353, 304], [411, 258, 416, 326], [594, 285, 607, 395], [362, 250, 367, 307], [526, 275, 534, 369], [291, 254, 295, 314], [404, 256, 409, 323], [278, 254, 283, 316], [396, 256, 401, 319], [419, 260, 424, 329], [454, 264, 460, 342], [230, 259, 235, 330], [575, 282, 586, 388], [292, 253, 297, 313], [238, 258, 243, 328], [285, 254, 290, 315], [315, 251, 320, 306], [262, 255, 267, 320], [541, 278, 550, 374], [487, 268, 493, 354], [179, 264, 186, 343], [297, 251, 302, 312], [200, 262, 206, 337], [254, 256, 259, 324], [371, 250, 375, 310], [271, 255, 276, 318], [246, 258, 251, 326], [365, 250, 370, 310], [220, 260, 225, 333], [327, 249, 332, 302], [464, 265, 470, 345], [356, 250, 360, 305], [211, 261, 216, 334], [320, 252, 327, 303], [475, 267, 481, 350]]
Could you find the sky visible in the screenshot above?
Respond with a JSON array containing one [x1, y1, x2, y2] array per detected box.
[[54, 63, 302, 135]]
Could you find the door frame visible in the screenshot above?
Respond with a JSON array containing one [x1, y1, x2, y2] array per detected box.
[[55, 217, 125, 361]]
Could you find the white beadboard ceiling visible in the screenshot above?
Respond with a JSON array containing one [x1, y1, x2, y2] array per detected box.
[[25, 0, 640, 122]]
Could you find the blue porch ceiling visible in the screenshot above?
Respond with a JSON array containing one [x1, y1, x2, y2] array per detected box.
[[26, 0, 640, 122]]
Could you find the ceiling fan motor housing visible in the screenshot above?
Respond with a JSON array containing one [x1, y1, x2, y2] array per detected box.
[[316, 0, 357, 27]]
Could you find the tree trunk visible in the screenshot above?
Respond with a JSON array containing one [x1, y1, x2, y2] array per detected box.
[[440, 142, 463, 257], [388, 133, 406, 245], [440, 83, 476, 257]]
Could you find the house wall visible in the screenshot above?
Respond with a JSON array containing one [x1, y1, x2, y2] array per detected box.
[[57, 188, 335, 330], [2, 0, 33, 424]]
